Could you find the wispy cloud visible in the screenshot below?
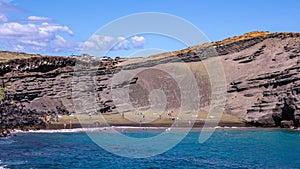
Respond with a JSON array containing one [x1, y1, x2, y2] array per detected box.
[[111, 37, 130, 50], [0, 0, 13, 4], [0, 1, 23, 12], [0, 13, 8, 22], [0, 1, 20, 23], [27, 16, 54, 22]]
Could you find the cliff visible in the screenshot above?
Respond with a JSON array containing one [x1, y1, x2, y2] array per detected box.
[[1, 31, 300, 135]]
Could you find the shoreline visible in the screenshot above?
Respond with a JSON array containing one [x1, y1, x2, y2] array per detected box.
[[45, 113, 249, 130], [4, 123, 300, 138], [2, 112, 299, 137], [46, 121, 249, 130], [11, 126, 299, 135], [1, 120, 250, 137]]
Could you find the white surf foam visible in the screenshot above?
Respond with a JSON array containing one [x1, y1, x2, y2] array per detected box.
[[214, 126, 256, 129], [111, 126, 167, 130], [0, 160, 8, 169], [23, 126, 168, 133], [27, 127, 108, 133], [10, 126, 257, 134]]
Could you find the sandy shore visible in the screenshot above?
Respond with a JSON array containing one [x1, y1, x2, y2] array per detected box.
[[47, 111, 248, 129]]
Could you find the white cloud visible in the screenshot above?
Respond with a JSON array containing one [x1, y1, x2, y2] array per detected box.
[[0, 1, 78, 53], [0, 1, 147, 54], [83, 35, 114, 51], [0, 22, 73, 39], [52, 35, 80, 52], [83, 35, 146, 51], [0, 21, 76, 53], [27, 16, 53, 22], [83, 35, 131, 51], [131, 36, 146, 48]]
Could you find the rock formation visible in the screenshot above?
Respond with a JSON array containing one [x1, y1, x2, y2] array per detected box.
[[0, 31, 300, 133]]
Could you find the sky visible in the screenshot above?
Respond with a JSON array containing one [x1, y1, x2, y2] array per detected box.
[[0, 0, 299, 57]]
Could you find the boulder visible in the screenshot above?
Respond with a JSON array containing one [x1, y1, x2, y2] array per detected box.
[[294, 110, 300, 127], [280, 120, 294, 128]]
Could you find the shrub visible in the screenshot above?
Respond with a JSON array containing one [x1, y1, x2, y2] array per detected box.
[[0, 87, 4, 101]]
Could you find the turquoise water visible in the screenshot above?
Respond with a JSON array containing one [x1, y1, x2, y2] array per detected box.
[[0, 128, 300, 169]]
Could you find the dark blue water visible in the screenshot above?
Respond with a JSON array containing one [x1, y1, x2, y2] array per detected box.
[[1, 128, 300, 169]]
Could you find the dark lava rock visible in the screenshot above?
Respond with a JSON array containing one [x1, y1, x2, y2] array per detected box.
[[280, 120, 294, 128]]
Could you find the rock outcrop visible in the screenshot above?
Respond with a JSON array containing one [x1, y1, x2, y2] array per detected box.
[[117, 32, 300, 128], [0, 31, 300, 132]]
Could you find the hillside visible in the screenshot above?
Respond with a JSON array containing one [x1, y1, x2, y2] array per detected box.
[[1, 31, 300, 135], [119, 31, 300, 128], [0, 51, 42, 62]]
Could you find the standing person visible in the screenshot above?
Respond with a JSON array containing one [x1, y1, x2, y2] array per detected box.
[[44, 115, 47, 122]]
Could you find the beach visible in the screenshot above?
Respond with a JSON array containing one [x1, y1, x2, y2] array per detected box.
[[46, 111, 247, 130]]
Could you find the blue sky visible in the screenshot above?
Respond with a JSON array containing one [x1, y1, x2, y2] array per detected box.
[[0, 0, 299, 57]]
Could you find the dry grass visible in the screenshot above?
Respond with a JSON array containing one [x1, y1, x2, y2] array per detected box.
[[144, 31, 270, 61], [0, 51, 42, 62]]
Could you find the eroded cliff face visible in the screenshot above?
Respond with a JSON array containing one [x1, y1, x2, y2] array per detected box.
[[0, 31, 300, 131], [221, 33, 300, 127], [117, 32, 300, 127], [0, 56, 119, 112], [0, 56, 119, 134]]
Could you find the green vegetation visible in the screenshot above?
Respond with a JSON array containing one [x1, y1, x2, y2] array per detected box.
[[0, 87, 4, 101], [61, 105, 67, 111]]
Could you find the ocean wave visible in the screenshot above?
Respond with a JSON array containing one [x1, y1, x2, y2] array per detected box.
[[0, 137, 16, 145], [0, 165, 7, 169], [0, 160, 8, 169], [0, 160, 27, 168]]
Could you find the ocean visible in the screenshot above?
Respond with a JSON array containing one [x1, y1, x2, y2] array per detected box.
[[0, 128, 300, 169]]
